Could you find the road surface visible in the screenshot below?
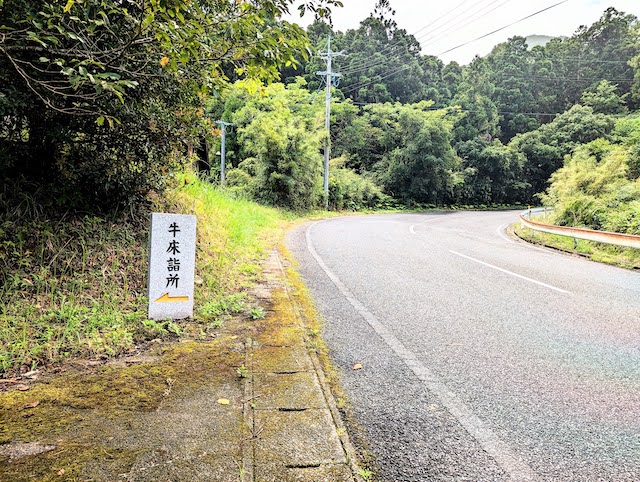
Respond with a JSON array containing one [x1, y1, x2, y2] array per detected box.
[[286, 211, 640, 481]]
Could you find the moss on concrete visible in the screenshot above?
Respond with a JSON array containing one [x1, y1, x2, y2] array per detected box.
[[0, 337, 245, 480]]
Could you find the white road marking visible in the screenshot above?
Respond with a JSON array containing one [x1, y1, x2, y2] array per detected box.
[[497, 223, 515, 243], [449, 250, 571, 294], [306, 222, 539, 482], [411, 216, 446, 234]]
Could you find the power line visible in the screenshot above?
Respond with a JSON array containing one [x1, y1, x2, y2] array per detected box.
[[439, 0, 569, 56], [338, 0, 479, 76], [340, 0, 507, 77], [340, 0, 572, 96], [341, 72, 634, 100], [419, 0, 516, 50], [340, 0, 566, 82], [348, 102, 632, 119]]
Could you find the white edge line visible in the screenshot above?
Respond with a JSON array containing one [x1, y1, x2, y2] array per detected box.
[[497, 223, 561, 255], [423, 217, 443, 224], [497, 223, 516, 244], [411, 216, 445, 234], [306, 222, 539, 482], [449, 250, 571, 294]]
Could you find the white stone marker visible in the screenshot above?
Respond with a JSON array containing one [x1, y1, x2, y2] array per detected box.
[[148, 213, 197, 320]]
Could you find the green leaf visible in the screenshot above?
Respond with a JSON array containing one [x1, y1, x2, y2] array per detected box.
[[63, 0, 74, 13], [96, 116, 105, 126], [141, 13, 154, 30]]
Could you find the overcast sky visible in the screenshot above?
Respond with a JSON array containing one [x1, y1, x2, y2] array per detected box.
[[289, 0, 640, 64]]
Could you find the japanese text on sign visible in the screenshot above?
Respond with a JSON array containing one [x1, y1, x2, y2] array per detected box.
[[148, 213, 197, 320]]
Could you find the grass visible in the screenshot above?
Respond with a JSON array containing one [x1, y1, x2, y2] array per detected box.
[[0, 173, 293, 376], [513, 223, 640, 270]]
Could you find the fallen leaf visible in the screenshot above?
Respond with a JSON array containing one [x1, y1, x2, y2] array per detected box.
[[217, 398, 230, 405], [20, 401, 40, 410], [16, 385, 30, 391], [57, 469, 65, 476], [352, 363, 363, 370]]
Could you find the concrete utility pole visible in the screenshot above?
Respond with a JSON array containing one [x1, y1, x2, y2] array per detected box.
[[316, 36, 345, 209], [215, 120, 232, 185]]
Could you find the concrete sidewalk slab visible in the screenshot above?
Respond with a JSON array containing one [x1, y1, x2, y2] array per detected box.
[[0, 249, 360, 481], [252, 372, 326, 410]]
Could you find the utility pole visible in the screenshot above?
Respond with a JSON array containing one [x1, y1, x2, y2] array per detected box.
[[215, 120, 232, 186], [316, 36, 345, 209]]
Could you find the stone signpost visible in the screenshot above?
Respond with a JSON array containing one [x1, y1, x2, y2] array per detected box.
[[148, 213, 197, 320]]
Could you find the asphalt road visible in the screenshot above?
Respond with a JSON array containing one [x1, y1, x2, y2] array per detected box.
[[286, 211, 640, 482]]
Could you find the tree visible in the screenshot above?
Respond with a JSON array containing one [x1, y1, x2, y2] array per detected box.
[[485, 37, 540, 142], [332, 5, 431, 104], [370, 103, 460, 205], [455, 139, 527, 205], [545, 8, 638, 112], [510, 104, 615, 198], [581, 80, 628, 114], [211, 81, 325, 210], [541, 139, 640, 234], [0, 0, 340, 208]]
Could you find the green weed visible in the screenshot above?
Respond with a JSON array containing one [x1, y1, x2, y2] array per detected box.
[[358, 468, 373, 480], [1, 172, 294, 376], [236, 364, 249, 378], [249, 306, 266, 320]]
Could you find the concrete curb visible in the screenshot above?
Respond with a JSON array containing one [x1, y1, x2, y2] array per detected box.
[[238, 249, 360, 482], [274, 249, 364, 482]]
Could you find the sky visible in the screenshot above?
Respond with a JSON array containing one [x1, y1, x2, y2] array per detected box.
[[288, 0, 640, 65]]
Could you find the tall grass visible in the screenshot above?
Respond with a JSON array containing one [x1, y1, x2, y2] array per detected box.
[[168, 173, 292, 319], [0, 174, 290, 375]]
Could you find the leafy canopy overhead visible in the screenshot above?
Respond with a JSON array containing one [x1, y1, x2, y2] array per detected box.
[[0, 0, 343, 118]]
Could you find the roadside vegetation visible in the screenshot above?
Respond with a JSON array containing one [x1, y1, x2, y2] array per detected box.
[[2, 0, 640, 374], [512, 111, 640, 268], [513, 225, 640, 270], [0, 175, 291, 376]]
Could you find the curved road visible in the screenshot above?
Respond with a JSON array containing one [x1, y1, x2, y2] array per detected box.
[[286, 211, 640, 481]]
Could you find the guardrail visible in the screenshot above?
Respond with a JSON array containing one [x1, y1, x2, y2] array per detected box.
[[520, 207, 640, 250]]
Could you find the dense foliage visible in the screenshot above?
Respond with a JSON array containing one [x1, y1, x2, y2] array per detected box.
[[208, 80, 387, 211], [0, 0, 340, 209], [2, 0, 640, 216], [541, 117, 640, 234], [276, 3, 640, 210]]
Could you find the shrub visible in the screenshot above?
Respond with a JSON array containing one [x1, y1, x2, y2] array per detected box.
[[328, 159, 389, 210]]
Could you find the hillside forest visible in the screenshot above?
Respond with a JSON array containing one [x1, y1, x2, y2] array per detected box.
[[2, 0, 640, 230], [212, 3, 640, 233]]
